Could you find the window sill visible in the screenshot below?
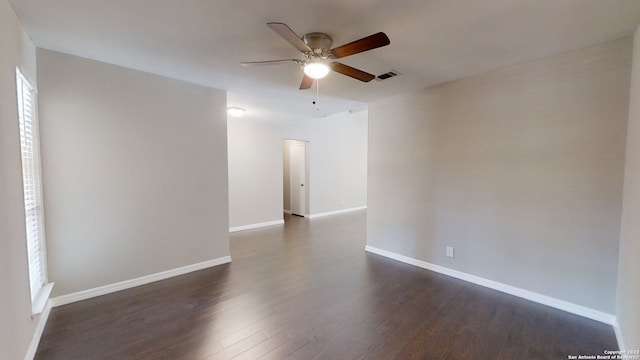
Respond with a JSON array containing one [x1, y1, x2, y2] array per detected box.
[[31, 282, 54, 316]]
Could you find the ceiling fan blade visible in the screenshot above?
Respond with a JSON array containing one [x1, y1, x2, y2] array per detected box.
[[330, 32, 390, 59], [241, 59, 301, 66], [299, 74, 314, 90], [330, 62, 375, 82], [267, 22, 312, 53]]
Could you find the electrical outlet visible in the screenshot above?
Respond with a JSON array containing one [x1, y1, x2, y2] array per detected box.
[[446, 246, 454, 258]]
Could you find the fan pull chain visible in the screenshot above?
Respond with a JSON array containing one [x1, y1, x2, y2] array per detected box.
[[315, 79, 320, 110]]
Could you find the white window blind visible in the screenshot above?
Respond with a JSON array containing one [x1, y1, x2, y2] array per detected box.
[[16, 68, 50, 313]]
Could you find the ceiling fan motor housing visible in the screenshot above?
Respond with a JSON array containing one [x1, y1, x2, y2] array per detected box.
[[242, 23, 390, 87], [303, 32, 333, 59]]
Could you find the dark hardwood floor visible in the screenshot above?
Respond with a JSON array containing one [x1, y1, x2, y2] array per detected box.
[[36, 211, 617, 359]]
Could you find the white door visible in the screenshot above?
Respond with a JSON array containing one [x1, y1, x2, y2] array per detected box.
[[290, 143, 306, 216]]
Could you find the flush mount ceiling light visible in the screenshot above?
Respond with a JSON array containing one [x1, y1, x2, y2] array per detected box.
[[303, 62, 330, 79], [227, 107, 246, 117]]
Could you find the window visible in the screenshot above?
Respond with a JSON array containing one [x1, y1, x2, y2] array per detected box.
[[16, 68, 52, 314]]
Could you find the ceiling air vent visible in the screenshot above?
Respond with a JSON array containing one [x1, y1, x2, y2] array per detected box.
[[377, 70, 400, 80]]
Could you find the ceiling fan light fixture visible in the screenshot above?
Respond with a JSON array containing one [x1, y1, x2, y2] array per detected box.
[[227, 107, 246, 117], [244, 23, 390, 89], [303, 62, 330, 79]]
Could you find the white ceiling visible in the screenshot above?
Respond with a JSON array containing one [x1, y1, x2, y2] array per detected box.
[[9, 0, 640, 121]]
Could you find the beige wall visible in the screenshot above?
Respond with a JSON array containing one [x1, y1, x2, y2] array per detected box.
[[228, 118, 284, 227], [0, 1, 41, 358], [616, 26, 640, 350], [283, 110, 368, 215], [228, 110, 367, 227], [368, 37, 631, 313], [37, 49, 230, 296]]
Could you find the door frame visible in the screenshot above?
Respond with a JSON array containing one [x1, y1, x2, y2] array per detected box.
[[283, 139, 309, 217]]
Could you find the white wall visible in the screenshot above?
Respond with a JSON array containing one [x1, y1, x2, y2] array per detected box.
[[37, 49, 230, 296], [0, 1, 42, 358], [228, 118, 284, 227], [367, 37, 631, 314], [227, 110, 368, 227], [283, 111, 368, 215], [616, 26, 640, 350]]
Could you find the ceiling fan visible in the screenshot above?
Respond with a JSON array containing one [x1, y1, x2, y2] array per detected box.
[[241, 22, 390, 90]]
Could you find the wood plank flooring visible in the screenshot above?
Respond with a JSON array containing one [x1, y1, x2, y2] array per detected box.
[[35, 211, 617, 359]]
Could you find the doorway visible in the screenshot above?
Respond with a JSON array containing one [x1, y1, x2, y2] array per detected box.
[[283, 139, 309, 217]]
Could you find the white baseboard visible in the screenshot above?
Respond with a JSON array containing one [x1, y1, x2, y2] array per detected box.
[[613, 319, 626, 351], [50, 256, 231, 307], [364, 245, 616, 325], [230, 219, 284, 233], [283, 209, 292, 214], [308, 206, 367, 219], [24, 300, 52, 360]]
